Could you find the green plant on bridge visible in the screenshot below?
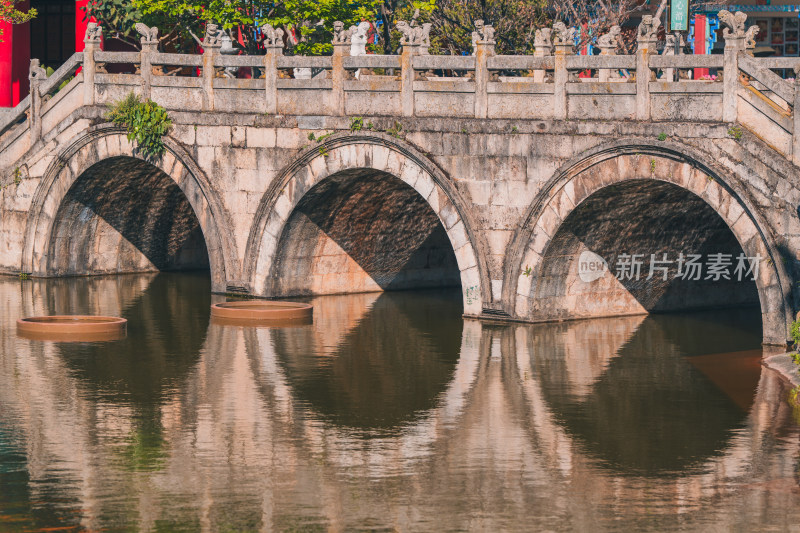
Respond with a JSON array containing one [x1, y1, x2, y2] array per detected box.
[[657, 132, 667, 141], [728, 126, 743, 141], [788, 319, 800, 410], [350, 116, 364, 132], [386, 121, 404, 139], [107, 92, 172, 159]]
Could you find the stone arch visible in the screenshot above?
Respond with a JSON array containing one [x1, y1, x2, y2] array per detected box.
[[244, 133, 488, 315], [505, 140, 792, 345], [21, 127, 238, 292]]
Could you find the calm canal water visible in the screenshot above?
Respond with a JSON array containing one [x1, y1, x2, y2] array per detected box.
[[0, 273, 799, 532]]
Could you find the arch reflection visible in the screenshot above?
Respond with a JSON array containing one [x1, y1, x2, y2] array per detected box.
[[53, 272, 211, 405], [270, 289, 463, 431], [0, 276, 798, 531], [525, 307, 765, 475]]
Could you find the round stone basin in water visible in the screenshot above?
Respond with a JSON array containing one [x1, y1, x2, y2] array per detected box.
[[17, 315, 127, 342], [210, 301, 313, 325]]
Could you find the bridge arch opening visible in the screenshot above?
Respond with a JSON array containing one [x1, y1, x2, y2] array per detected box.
[[247, 138, 487, 314], [269, 169, 461, 297], [46, 156, 210, 276], [528, 179, 759, 319], [511, 151, 788, 343]]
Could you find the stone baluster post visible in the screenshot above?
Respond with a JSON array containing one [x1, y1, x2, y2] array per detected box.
[[202, 31, 221, 111], [135, 24, 160, 100], [331, 34, 349, 116], [532, 29, 552, 83], [662, 35, 678, 82], [473, 23, 495, 119], [720, 10, 749, 123], [553, 42, 572, 120], [83, 23, 101, 105], [635, 33, 657, 120], [261, 24, 284, 116], [28, 60, 46, 145], [399, 38, 418, 117], [723, 37, 745, 123], [533, 47, 546, 83], [597, 26, 620, 83], [140, 41, 157, 101], [598, 43, 616, 83]]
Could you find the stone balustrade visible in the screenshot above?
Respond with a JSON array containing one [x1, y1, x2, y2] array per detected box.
[[1, 12, 800, 165]]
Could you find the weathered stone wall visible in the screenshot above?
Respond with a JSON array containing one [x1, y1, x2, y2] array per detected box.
[[1, 106, 798, 343]]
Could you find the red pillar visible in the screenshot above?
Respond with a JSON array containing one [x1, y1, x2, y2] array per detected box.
[[0, 20, 12, 107], [75, 0, 89, 52], [0, 0, 30, 107], [694, 14, 709, 80]]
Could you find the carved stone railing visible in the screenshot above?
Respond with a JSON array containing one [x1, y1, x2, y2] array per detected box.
[[3, 13, 800, 167]]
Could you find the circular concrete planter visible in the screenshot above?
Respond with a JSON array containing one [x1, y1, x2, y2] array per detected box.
[[17, 315, 127, 342], [210, 301, 313, 325]]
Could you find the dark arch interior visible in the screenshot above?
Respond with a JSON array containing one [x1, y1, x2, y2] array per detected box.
[[269, 169, 461, 296], [47, 156, 209, 276], [530, 179, 760, 320]]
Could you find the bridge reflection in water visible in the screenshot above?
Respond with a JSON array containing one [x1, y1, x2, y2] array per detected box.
[[0, 274, 798, 532]]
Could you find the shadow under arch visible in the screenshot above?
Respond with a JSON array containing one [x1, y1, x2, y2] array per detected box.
[[243, 133, 490, 315], [269, 168, 462, 296], [21, 127, 238, 293], [505, 139, 792, 345]]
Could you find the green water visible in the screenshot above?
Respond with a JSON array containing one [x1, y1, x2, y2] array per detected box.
[[0, 273, 798, 532]]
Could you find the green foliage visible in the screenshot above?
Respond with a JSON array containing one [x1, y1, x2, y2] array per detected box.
[[386, 121, 404, 138], [133, 0, 382, 55], [349, 116, 364, 132], [511, 125, 519, 133], [650, 158, 656, 173], [522, 265, 532, 277], [428, 0, 549, 55], [728, 126, 743, 141], [12, 167, 21, 185], [789, 319, 800, 408], [85, 0, 146, 49], [0, 0, 36, 42], [107, 93, 172, 159], [791, 319, 800, 348], [657, 132, 667, 141], [43, 66, 75, 93]]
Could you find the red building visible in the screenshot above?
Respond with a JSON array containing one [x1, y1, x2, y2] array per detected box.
[[0, 0, 89, 107]]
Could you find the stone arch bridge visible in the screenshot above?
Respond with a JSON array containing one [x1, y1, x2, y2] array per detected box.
[[2, 15, 800, 345]]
